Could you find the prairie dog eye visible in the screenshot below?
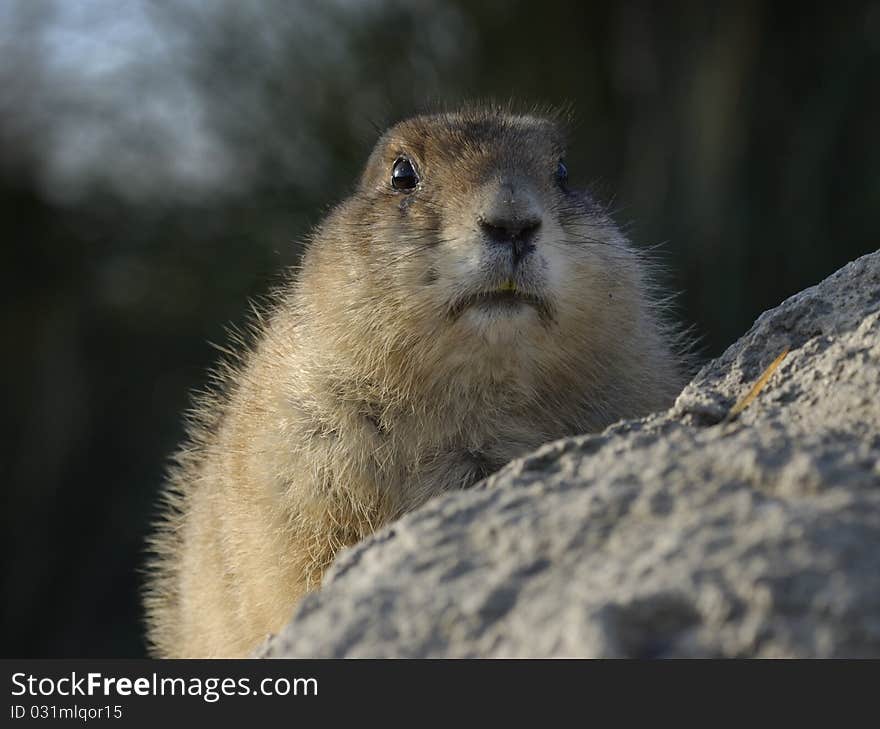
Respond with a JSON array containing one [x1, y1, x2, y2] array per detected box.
[[391, 157, 419, 191], [556, 159, 568, 185]]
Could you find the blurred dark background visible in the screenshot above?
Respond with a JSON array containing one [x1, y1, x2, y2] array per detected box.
[[1, 0, 878, 657]]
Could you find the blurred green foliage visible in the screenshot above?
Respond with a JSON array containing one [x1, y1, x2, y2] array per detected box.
[[1, 0, 878, 656]]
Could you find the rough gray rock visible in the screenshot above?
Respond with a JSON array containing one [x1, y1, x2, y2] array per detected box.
[[261, 251, 880, 658]]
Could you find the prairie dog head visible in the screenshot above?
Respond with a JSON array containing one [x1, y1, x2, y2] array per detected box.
[[301, 108, 651, 393]]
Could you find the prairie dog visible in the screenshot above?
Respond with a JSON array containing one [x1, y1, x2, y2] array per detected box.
[[144, 106, 687, 657]]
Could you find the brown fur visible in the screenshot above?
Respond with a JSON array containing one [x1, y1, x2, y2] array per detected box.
[[143, 106, 689, 657]]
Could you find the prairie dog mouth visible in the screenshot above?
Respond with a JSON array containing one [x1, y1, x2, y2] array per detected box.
[[447, 280, 554, 322]]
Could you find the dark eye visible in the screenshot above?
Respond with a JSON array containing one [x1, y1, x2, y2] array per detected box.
[[391, 157, 419, 191], [556, 159, 568, 185]]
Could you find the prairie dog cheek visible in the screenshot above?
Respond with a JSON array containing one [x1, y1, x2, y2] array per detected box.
[[441, 221, 484, 278], [538, 219, 570, 294]]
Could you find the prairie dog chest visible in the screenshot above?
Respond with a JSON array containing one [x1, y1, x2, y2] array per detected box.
[[386, 409, 546, 499]]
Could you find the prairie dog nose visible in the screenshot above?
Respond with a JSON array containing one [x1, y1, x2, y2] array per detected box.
[[478, 181, 542, 261]]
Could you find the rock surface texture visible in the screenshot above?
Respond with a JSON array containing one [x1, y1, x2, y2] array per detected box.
[[261, 252, 880, 658]]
